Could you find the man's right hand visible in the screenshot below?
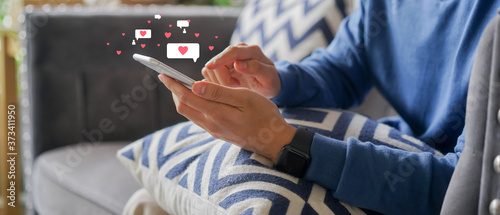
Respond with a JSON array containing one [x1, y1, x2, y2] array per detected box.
[[202, 43, 282, 98]]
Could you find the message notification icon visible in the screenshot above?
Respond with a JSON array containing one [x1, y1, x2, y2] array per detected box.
[[177, 20, 190, 33], [154, 14, 161, 20], [135, 29, 151, 40], [167, 43, 200, 62]]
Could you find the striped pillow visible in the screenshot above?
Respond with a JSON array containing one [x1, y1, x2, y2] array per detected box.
[[231, 0, 348, 62], [117, 108, 439, 215]]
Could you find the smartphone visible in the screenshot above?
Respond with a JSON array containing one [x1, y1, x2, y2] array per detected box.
[[133, 53, 196, 89]]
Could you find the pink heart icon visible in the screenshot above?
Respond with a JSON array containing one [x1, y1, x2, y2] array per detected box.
[[187, 19, 191, 22], [141, 44, 146, 48], [116, 50, 121, 55], [122, 33, 125, 36], [215, 36, 218, 39], [165, 32, 171, 38], [140, 31, 147, 37], [209, 46, 214, 51], [157, 44, 160, 47], [169, 24, 172, 27], [195, 33, 199, 37], [147, 20, 151, 23], [178, 46, 188, 55], [106, 43, 109, 46]]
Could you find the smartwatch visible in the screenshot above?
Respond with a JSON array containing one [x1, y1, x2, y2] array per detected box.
[[273, 126, 314, 178]]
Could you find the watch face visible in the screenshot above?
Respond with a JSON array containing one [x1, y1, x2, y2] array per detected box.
[[274, 147, 309, 177]]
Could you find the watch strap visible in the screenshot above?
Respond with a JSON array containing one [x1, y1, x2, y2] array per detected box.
[[288, 126, 314, 157], [272, 126, 315, 178]]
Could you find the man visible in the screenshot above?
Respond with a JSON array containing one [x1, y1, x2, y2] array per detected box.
[[158, 1, 500, 214]]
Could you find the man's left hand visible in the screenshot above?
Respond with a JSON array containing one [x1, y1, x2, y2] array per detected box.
[[158, 74, 297, 162]]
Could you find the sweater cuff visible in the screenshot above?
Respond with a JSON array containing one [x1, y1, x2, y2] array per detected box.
[[304, 133, 347, 192], [271, 61, 297, 106]]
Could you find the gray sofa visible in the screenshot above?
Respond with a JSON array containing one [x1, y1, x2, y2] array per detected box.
[[22, 5, 240, 215], [21, 4, 401, 215]]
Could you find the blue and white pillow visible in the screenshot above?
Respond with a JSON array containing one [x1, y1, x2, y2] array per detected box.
[[231, 0, 348, 62], [117, 108, 441, 215]]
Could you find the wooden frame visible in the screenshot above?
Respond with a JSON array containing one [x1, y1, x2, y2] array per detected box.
[[0, 33, 23, 215]]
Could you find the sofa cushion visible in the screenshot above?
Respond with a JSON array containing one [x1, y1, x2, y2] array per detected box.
[[231, 0, 346, 62], [33, 142, 141, 215], [117, 108, 442, 215]]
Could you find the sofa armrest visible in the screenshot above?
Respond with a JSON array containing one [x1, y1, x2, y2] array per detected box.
[[441, 11, 500, 215]]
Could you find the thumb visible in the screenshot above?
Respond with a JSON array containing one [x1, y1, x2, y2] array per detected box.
[[192, 81, 246, 107]]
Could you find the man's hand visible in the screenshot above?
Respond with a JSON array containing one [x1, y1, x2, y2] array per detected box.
[[158, 74, 296, 162], [202, 43, 281, 98]]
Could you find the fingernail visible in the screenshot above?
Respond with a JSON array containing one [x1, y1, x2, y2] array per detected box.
[[193, 82, 206, 95], [158, 75, 165, 82]]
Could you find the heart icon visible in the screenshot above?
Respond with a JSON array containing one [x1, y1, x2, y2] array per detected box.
[[195, 33, 199, 37], [106, 43, 109, 46], [169, 24, 172, 27], [215, 36, 218, 39], [209, 46, 214, 51], [157, 44, 160, 47], [116, 50, 121, 55], [178, 46, 188, 55], [122, 33, 125, 36], [141, 44, 146, 48], [165, 32, 171, 38], [187, 19, 191, 22], [147, 20, 151, 23], [140, 31, 147, 37]]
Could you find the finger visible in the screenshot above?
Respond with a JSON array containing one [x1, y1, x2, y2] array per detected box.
[[173, 93, 222, 135], [203, 68, 219, 84], [233, 59, 274, 78], [172, 92, 180, 106], [207, 69, 220, 84], [201, 68, 211, 81], [192, 81, 247, 108], [160, 74, 238, 116], [171, 93, 207, 123], [228, 76, 242, 87], [160, 74, 217, 111], [205, 45, 273, 69], [212, 65, 232, 86]]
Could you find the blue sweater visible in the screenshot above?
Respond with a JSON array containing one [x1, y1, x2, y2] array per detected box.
[[271, 1, 500, 214]]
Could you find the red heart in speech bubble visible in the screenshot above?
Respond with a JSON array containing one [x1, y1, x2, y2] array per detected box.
[[178, 46, 188, 55], [140, 31, 147, 37]]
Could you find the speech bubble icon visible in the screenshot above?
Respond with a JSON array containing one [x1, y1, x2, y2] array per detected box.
[[177, 20, 189, 29], [177, 20, 190, 33], [167, 43, 200, 62], [135, 29, 151, 40], [154, 14, 161, 20]]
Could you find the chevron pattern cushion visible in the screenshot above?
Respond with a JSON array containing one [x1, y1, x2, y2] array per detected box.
[[230, 0, 347, 62], [117, 108, 441, 215]]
